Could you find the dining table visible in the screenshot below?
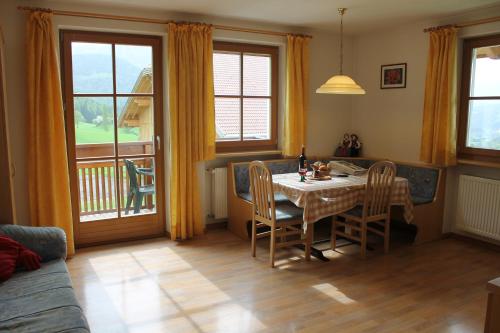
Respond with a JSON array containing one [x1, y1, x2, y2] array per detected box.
[[272, 172, 414, 260]]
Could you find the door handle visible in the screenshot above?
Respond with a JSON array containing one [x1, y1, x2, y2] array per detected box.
[[156, 136, 161, 151]]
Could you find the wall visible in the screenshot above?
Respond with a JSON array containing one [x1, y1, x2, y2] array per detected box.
[[0, 0, 353, 227], [351, 5, 500, 237]]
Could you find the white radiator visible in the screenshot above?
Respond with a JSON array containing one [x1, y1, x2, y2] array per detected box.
[[456, 175, 500, 241], [210, 167, 228, 219]]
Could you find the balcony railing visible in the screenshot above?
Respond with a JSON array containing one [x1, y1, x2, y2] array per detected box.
[[76, 142, 155, 219]]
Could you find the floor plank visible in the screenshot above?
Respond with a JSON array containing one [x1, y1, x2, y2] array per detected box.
[[66, 230, 500, 333]]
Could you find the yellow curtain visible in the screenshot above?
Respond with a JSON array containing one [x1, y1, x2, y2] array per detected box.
[[168, 23, 216, 240], [283, 35, 310, 157], [420, 27, 457, 166], [26, 12, 75, 255]]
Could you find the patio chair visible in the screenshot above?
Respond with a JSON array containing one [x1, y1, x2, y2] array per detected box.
[[124, 159, 155, 214]]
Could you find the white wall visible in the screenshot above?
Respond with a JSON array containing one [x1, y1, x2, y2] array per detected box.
[[0, 0, 353, 227], [351, 5, 500, 237]]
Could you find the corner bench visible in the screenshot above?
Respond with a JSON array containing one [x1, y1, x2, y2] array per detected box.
[[227, 157, 446, 244]]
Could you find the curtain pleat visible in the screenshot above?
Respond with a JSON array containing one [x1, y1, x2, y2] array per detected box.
[[26, 11, 75, 255], [420, 27, 457, 166], [283, 35, 310, 157], [168, 23, 215, 240]]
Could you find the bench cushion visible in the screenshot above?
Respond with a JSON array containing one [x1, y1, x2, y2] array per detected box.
[[275, 205, 303, 221]]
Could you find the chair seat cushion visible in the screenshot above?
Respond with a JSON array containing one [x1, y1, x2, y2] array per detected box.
[[341, 205, 364, 218], [238, 192, 290, 204], [275, 205, 303, 221]]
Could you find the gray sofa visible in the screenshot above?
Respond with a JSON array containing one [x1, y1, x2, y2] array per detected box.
[[0, 224, 90, 333]]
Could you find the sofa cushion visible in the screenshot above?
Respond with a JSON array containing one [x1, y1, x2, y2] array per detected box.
[[0, 225, 67, 262], [0, 259, 90, 333], [238, 192, 290, 204]]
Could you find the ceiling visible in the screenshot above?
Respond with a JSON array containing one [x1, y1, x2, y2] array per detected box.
[[56, 0, 500, 33]]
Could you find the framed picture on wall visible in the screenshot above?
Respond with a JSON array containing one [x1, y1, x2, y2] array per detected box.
[[380, 63, 407, 89]]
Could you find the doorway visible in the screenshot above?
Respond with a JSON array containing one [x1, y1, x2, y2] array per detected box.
[[61, 30, 165, 246]]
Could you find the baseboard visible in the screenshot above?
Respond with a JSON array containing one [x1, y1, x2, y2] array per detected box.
[[206, 221, 228, 231], [448, 232, 500, 252]]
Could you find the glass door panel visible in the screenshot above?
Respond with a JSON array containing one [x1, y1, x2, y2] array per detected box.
[[117, 96, 154, 156], [74, 97, 115, 158], [77, 160, 118, 222], [71, 42, 113, 94]]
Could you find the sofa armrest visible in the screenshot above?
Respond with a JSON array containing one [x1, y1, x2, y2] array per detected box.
[[0, 224, 67, 261]]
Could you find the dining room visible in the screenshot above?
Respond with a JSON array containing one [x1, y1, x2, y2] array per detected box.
[[1, 0, 500, 332]]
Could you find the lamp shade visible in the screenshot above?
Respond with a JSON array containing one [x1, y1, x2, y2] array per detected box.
[[316, 74, 366, 95]]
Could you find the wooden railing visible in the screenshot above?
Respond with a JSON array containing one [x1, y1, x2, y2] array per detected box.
[[76, 142, 155, 217]]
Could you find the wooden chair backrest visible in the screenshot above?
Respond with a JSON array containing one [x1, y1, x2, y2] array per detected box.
[[363, 161, 396, 218], [249, 161, 276, 223]]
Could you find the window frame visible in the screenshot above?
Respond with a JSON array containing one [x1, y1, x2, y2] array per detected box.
[[213, 41, 278, 153], [458, 34, 500, 163]]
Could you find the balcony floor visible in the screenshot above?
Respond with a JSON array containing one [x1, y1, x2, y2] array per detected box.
[[80, 208, 156, 222]]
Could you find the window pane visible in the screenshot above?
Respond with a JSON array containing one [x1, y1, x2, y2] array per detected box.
[[243, 98, 270, 140], [466, 100, 500, 150], [214, 52, 240, 95], [117, 97, 154, 156], [470, 45, 500, 97], [74, 97, 115, 158], [243, 54, 271, 96], [215, 98, 240, 141], [115, 45, 153, 94], [72, 42, 113, 94]]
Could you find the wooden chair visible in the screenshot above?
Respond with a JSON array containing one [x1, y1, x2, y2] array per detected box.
[[249, 161, 311, 268], [331, 161, 396, 258], [124, 159, 155, 214]]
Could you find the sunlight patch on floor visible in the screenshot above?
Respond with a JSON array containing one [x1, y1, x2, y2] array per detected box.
[[88, 244, 266, 332], [312, 283, 355, 305], [89, 252, 148, 283]]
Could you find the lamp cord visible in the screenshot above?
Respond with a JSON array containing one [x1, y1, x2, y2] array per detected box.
[[339, 10, 344, 75]]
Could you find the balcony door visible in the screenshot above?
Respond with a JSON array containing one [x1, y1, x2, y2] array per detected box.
[[61, 31, 165, 246]]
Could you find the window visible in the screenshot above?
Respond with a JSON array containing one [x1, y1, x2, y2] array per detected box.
[[459, 34, 500, 162], [213, 42, 278, 152]]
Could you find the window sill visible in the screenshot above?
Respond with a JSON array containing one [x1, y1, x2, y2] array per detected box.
[[457, 159, 500, 169], [216, 150, 282, 158]]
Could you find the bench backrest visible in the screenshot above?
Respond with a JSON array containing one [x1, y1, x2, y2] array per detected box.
[[233, 159, 297, 194], [331, 158, 440, 204]]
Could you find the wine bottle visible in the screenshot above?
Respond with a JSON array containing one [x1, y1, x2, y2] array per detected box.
[[298, 146, 307, 182], [299, 145, 307, 170]]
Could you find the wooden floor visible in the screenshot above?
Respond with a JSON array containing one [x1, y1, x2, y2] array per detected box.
[[67, 229, 500, 333]]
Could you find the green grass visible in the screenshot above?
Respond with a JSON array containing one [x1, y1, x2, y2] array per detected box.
[[75, 122, 139, 144]]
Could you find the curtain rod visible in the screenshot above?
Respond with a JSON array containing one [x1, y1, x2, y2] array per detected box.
[[423, 15, 500, 32], [17, 6, 313, 39]]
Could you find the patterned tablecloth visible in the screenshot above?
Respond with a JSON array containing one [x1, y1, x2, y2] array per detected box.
[[272, 173, 414, 224]]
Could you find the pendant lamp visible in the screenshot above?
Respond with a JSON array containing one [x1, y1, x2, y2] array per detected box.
[[316, 8, 366, 95]]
